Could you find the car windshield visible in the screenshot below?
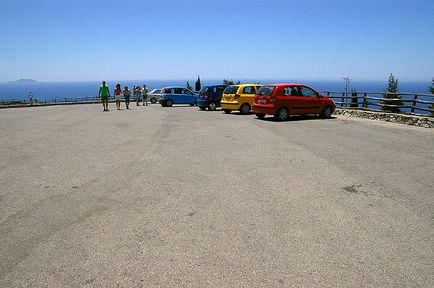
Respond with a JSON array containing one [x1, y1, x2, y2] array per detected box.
[[223, 86, 239, 94], [257, 86, 275, 96]]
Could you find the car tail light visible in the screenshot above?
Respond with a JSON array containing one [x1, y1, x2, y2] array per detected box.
[[234, 94, 240, 99], [204, 93, 209, 99], [269, 97, 277, 103]]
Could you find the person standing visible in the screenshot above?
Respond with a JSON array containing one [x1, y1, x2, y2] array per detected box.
[[123, 86, 131, 110], [114, 84, 122, 110], [98, 81, 110, 111], [136, 86, 142, 106], [28, 91, 33, 106], [132, 86, 136, 102], [142, 85, 148, 106]]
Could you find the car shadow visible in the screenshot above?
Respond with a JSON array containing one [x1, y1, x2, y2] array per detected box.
[[256, 115, 337, 122], [220, 111, 255, 116], [160, 105, 197, 108]]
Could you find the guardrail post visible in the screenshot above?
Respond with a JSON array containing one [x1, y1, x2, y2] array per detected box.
[[411, 94, 418, 114]]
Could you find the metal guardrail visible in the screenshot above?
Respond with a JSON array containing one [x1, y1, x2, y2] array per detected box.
[[323, 91, 434, 117], [0, 96, 145, 108]]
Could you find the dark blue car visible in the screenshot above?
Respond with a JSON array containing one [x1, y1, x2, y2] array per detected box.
[[159, 86, 197, 107], [196, 84, 229, 111]]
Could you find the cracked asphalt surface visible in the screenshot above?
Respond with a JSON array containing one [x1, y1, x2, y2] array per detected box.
[[0, 104, 433, 287]]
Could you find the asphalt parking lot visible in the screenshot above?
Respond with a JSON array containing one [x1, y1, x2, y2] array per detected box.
[[0, 104, 433, 287]]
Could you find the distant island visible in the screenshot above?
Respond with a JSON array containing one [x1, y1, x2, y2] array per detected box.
[[8, 79, 38, 83]]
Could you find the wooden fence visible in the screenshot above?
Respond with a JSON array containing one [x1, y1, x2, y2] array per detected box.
[[323, 91, 434, 117]]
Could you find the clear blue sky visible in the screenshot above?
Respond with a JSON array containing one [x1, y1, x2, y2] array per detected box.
[[1, 0, 433, 82]]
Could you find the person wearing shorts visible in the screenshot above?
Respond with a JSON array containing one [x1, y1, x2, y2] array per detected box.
[[142, 85, 148, 106], [114, 84, 122, 110], [123, 86, 131, 110], [136, 86, 142, 106], [98, 81, 110, 111]]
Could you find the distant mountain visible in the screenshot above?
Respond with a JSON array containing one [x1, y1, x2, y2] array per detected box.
[[8, 79, 38, 84]]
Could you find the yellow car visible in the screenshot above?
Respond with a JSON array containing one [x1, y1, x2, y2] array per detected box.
[[220, 84, 262, 114]]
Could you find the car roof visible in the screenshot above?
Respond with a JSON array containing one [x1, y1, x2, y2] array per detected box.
[[203, 84, 229, 87], [162, 86, 189, 89], [228, 83, 262, 87]]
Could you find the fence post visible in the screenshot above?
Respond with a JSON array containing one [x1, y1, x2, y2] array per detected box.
[[411, 94, 418, 114], [341, 92, 345, 107]]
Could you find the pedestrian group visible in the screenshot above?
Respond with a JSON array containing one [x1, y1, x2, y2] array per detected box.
[[98, 81, 148, 112]]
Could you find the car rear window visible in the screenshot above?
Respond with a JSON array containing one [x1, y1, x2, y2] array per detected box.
[[257, 86, 276, 96], [223, 85, 239, 94], [200, 86, 209, 93]]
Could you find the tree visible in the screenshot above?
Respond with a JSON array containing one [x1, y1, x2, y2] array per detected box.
[[186, 81, 193, 91], [195, 76, 201, 92], [429, 78, 434, 115], [381, 73, 403, 113], [223, 79, 241, 85], [350, 89, 358, 108]]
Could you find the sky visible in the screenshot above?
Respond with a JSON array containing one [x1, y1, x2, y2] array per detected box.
[[1, 0, 433, 82]]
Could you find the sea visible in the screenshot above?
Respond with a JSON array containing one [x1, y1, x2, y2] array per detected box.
[[0, 79, 432, 114]]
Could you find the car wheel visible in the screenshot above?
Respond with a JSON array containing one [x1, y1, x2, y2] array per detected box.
[[150, 98, 157, 104], [189, 103, 195, 106], [321, 106, 333, 119], [239, 103, 250, 115], [224, 109, 231, 114], [256, 113, 266, 119], [199, 106, 206, 111], [208, 102, 217, 111], [274, 108, 288, 121], [166, 100, 173, 107]]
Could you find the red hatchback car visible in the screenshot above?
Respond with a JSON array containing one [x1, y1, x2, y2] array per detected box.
[[252, 84, 335, 121]]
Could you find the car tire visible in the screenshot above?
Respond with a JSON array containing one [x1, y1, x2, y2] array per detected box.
[[166, 100, 173, 107], [150, 98, 157, 104], [320, 106, 333, 119], [199, 106, 206, 111], [224, 109, 231, 114], [274, 108, 288, 121], [256, 113, 266, 119], [240, 103, 250, 115], [208, 102, 217, 111]]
